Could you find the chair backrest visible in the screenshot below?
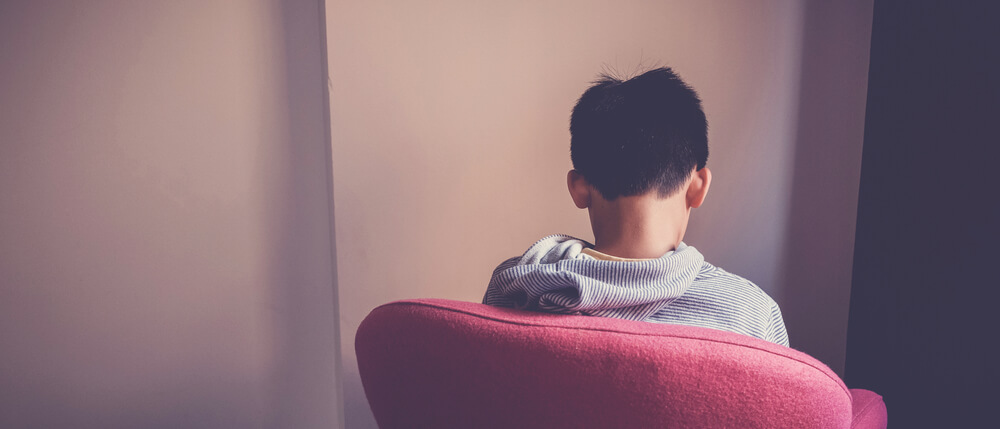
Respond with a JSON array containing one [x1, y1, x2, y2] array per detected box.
[[356, 299, 856, 428]]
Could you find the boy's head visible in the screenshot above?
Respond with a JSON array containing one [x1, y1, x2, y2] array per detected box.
[[569, 67, 708, 200], [567, 67, 712, 257]]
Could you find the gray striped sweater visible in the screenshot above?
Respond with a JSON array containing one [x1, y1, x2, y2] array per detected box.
[[483, 234, 789, 346]]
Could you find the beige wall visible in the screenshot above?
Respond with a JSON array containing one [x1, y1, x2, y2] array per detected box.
[[0, 1, 871, 427], [0, 1, 342, 428], [327, 1, 871, 427]]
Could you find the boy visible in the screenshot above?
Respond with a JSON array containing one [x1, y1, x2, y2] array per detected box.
[[483, 67, 789, 346]]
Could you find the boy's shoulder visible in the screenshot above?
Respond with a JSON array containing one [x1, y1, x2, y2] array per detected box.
[[689, 260, 779, 308]]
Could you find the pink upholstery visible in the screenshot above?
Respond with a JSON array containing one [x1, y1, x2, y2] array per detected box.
[[848, 388, 888, 429], [356, 299, 887, 428]]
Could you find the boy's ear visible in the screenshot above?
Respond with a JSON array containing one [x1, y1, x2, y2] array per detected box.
[[686, 167, 712, 209], [567, 170, 591, 209]]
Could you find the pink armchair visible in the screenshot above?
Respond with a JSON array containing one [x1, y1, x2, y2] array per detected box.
[[356, 299, 887, 428]]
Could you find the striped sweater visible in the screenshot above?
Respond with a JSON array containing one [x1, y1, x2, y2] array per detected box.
[[483, 234, 789, 346]]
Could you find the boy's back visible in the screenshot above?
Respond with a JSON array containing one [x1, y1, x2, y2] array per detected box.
[[482, 67, 789, 346], [483, 235, 788, 346]]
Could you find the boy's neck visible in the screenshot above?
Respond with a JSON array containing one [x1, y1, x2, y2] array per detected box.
[[588, 192, 689, 259]]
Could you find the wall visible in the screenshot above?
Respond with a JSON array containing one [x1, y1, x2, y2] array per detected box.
[[846, 1, 1000, 426], [326, 0, 872, 427], [0, 1, 342, 428], [780, 0, 873, 383]]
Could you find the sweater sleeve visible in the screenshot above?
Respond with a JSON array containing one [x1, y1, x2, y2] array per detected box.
[[482, 257, 521, 306], [765, 300, 790, 347]]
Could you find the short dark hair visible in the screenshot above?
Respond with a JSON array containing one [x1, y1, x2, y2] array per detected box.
[[570, 67, 708, 199]]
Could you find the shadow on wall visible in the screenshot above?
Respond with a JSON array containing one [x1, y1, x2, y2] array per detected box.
[[266, 1, 343, 428], [779, 0, 872, 377]]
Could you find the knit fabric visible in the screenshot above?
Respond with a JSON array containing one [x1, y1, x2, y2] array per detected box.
[[484, 234, 789, 346]]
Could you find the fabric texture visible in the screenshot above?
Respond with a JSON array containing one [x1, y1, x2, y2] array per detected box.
[[355, 299, 887, 429], [849, 388, 889, 429], [484, 234, 789, 346]]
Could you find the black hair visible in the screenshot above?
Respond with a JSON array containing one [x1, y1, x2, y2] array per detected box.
[[570, 67, 708, 199]]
